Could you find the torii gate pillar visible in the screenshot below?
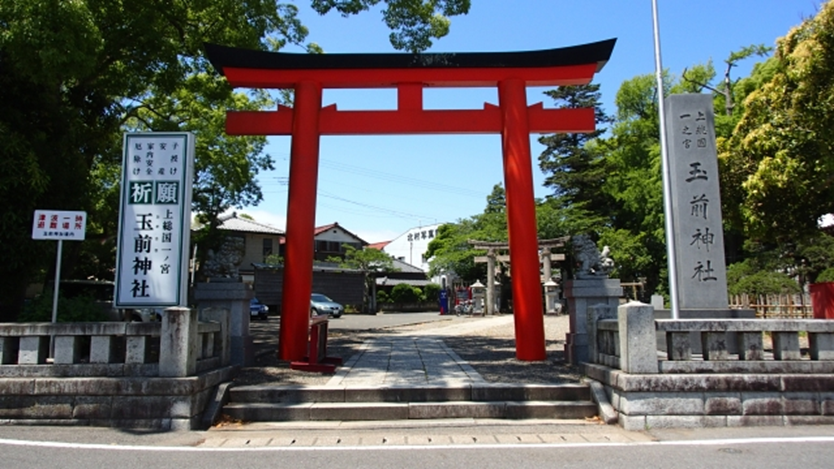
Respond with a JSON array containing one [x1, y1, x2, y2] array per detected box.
[[499, 78, 546, 360], [280, 81, 323, 360]]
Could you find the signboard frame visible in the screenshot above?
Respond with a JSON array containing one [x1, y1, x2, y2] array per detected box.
[[114, 132, 194, 309]]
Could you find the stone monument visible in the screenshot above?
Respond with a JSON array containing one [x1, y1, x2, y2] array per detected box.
[[660, 94, 753, 351]]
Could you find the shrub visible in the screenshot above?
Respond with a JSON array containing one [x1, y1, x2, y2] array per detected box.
[[726, 263, 800, 296], [19, 291, 108, 322], [390, 284, 421, 303], [376, 291, 391, 303], [423, 283, 441, 301]]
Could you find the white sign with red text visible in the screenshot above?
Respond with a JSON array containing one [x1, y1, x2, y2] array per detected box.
[[32, 210, 87, 241]]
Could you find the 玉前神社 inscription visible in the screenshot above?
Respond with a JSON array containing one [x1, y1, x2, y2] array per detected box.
[[664, 94, 728, 309], [115, 133, 194, 308]]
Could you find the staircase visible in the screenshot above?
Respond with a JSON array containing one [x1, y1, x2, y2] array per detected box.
[[222, 383, 597, 422]]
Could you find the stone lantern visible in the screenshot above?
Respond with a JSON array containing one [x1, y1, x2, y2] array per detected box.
[[470, 280, 486, 315], [544, 279, 562, 315]]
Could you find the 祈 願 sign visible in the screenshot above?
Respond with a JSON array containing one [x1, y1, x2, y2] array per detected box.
[[115, 133, 194, 308], [32, 210, 87, 240]]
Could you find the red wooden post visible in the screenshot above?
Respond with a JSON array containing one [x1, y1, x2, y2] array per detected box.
[[499, 78, 547, 361], [279, 81, 322, 361]]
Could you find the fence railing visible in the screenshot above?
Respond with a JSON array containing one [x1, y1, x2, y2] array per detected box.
[[591, 302, 834, 374], [729, 293, 812, 319], [0, 307, 228, 377]]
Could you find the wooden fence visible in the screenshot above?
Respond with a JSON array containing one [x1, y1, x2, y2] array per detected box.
[[729, 293, 813, 319]]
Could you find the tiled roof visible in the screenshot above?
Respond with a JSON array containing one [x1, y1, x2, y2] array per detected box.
[[217, 212, 284, 235], [314, 222, 369, 245], [367, 241, 391, 250], [390, 257, 425, 273]]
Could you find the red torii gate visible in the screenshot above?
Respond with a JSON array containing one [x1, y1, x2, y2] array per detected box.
[[206, 39, 615, 362]]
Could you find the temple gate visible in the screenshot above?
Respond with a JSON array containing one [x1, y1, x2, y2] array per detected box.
[[206, 39, 615, 361]]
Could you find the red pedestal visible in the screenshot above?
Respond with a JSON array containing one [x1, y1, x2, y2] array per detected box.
[[810, 282, 834, 319]]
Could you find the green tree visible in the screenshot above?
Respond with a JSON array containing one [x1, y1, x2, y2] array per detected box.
[[0, 0, 309, 320], [537, 84, 613, 212], [311, 0, 470, 52], [332, 245, 397, 311], [720, 3, 834, 246]]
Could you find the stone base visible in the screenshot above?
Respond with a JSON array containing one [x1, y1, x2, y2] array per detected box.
[[0, 366, 236, 430], [585, 362, 834, 430]]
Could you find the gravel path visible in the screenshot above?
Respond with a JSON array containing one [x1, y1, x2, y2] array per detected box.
[[234, 314, 581, 386]]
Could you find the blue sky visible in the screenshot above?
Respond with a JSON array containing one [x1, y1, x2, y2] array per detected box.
[[240, 0, 819, 244]]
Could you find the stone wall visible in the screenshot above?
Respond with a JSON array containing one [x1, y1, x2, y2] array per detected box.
[[0, 307, 234, 430], [584, 302, 834, 429]]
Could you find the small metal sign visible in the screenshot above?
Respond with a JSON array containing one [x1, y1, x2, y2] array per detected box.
[[32, 210, 87, 240]]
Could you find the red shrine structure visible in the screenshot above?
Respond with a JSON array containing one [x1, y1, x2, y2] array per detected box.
[[206, 39, 616, 362]]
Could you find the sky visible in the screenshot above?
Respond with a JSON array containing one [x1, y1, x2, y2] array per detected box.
[[238, 0, 821, 244]]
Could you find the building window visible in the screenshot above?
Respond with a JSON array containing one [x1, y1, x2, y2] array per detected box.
[[263, 238, 273, 260]]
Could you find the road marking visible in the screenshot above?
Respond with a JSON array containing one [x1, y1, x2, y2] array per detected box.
[[2, 436, 834, 452]]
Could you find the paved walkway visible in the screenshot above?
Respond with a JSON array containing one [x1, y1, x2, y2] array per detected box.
[[325, 315, 515, 387]]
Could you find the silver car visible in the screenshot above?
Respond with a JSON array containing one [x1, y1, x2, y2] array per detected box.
[[310, 293, 343, 318]]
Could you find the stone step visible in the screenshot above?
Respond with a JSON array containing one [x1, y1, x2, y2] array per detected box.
[[223, 400, 598, 422], [228, 383, 591, 404]]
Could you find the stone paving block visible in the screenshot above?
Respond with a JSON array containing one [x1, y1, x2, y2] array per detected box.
[[265, 436, 301, 447], [742, 392, 784, 415], [407, 435, 452, 445], [619, 392, 704, 415], [409, 401, 504, 419], [727, 415, 785, 427], [781, 375, 834, 393], [822, 393, 834, 415], [538, 433, 589, 444], [785, 415, 834, 426], [646, 415, 726, 429], [311, 402, 408, 421], [783, 392, 821, 415], [618, 414, 647, 431], [705, 394, 742, 415], [221, 437, 274, 447], [449, 434, 481, 445], [493, 434, 542, 444]]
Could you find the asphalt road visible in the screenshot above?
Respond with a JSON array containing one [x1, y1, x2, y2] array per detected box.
[[3, 431, 834, 469]]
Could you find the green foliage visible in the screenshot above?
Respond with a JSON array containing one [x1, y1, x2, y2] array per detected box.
[[720, 3, 834, 244], [311, 0, 470, 52], [376, 290, 391, 303], [390, 283, 422, 303], [423, 283, 441, 301], [816, 268, 834, 283], [19, 292, 108, 323], [264, 254, 284, 265], [0, 0, 311, 319]]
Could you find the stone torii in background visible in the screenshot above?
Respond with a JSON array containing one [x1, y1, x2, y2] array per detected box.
[[470, 237, 568, 316]]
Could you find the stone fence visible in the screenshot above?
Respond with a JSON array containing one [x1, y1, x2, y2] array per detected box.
[[584, 301, 834, 430], [0, 307, 235, 430]]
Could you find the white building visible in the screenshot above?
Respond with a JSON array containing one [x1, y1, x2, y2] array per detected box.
[[382, 223, 444, 273]]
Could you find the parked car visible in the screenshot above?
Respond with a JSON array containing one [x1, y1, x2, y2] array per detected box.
[[250, 297, 269, 320], [310, 293, 343, 318]]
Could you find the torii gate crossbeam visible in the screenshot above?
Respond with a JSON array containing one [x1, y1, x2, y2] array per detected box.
[[206, 40, 615, 362]]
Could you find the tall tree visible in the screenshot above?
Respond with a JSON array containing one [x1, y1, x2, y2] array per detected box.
[[719, 2, 834, 246], [0, 0, 309, 320], [537, 84, 613, 212], [311, 0, 470, 52]]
